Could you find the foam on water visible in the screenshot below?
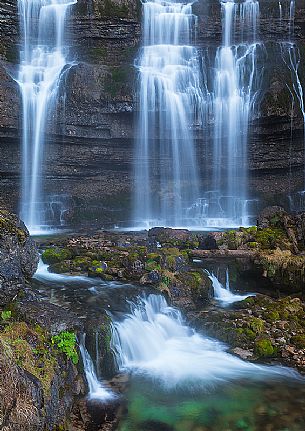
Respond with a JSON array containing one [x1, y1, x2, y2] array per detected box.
[[111, 294, 301, 389], [207, 270, 255, 305]]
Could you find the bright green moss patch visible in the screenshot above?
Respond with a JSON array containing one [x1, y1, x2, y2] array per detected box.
[[52, 331, 79, 365], [41, 247, 72, 264], [254, 338, 276, 358]]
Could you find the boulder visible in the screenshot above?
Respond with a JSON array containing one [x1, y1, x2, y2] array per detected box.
[[0, 210, 39, 305]]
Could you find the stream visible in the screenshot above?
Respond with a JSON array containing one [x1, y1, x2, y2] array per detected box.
[[33, 259, 305, 430]]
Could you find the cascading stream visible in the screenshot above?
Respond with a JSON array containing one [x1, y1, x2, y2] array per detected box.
[[17, 0, 76, 234], [206, 269, 255, 305], [79, 334, 115, 401], [134, 0, 202, 228], [111, 294, 300, 388]]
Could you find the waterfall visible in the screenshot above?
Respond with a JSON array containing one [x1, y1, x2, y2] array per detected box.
[[79, 335, 115, 401], [280, 0, 305, 191], [17, 0, 76, 234], [206, 270, 254, 305], [133, 0, 202, 228], [209, 0, 260, 227], [111, 294, 299, 388]]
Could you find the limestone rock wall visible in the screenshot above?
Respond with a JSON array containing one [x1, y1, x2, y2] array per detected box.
[[0, 0, 304, 226]]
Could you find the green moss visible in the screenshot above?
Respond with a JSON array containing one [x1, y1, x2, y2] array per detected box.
[[41, 247, 72, 264], [190, 272, 203, 289], [49, 261, 70, 274], [0, 322, 56, 395], [235, 328, 256, 341], [162, 247, 181, 256], [72, 255, 91, 270], [255, 227, 287, 250], [0, 211, 27, 244], [248, 242, 258, 248], [105, 66, 133, 96], [291, 335, 305, 349], [147, 253, 161, 263], [100, 315, 112, 353], [146, 259, 161, 272], [265, 311, 280, 322], [248, 317, 264, 334], [254, 338, 276, 358], [51, 331, 78, 365]]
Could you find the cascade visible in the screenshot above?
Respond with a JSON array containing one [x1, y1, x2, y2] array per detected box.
[[79, 335, 114, 401], [111, 294, 299, 388], [206, 269, 254, 305], [208, 0, 260, 227], [17, 0, 76, 234], [133, 0, 202, 228]]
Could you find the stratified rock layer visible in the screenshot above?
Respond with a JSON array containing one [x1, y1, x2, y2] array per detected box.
[[0, 0, 305, 225]]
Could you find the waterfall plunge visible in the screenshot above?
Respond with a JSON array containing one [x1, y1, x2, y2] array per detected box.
[[111, 295, 300, 388], [207, 269, 255, 305], [134, 0, 202, 229], [79, 335, 115, 401], [210, 0, 260, 227], [17, 0, 76, 234]]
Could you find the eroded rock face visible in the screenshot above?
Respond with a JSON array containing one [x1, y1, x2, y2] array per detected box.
[[0, 210, 39, 305]]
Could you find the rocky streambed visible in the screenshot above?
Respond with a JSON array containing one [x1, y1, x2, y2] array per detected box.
[[1, 206, 305, 429]]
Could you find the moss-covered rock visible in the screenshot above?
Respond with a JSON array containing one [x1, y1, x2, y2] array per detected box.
[[0, 318, 82, 429], [254, 338, 276, 358], [42, 247, 72, 264], [193, 294, 305, 370]]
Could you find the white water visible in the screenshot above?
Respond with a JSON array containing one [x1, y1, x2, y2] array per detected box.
[[207, 270, 255, 305], [17, 0, 76, 233], [134, 0, 202, 228], [79, 335, 115, 401], [111, 295, 300, 388], [34, 259, 129, 289], [209, 0, 260, 227]]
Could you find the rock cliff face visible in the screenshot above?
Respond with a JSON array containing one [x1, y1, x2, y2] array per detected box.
[[0, 209, 38, 304], [0, 0, 304, 226]]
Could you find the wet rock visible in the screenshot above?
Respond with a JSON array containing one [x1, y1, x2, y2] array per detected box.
[[16, 300, 83, 335], [0, 320, 83, 430], [232, 347, 254, 360], [192, 294, 305, 372], [148, 227, 199, 248], [257, 206, 288, 229], [0, 210, 39, 305]]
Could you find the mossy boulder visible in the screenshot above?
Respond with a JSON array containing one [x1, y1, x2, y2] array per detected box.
[[193, 295, 305, 370], [254, 338, 276, 358], [42, 247, 72, 264]]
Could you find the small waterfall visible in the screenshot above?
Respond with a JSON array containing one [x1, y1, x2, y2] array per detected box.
[[209, 0, 261, 227], [134, 0, 202, 228], [17, 0, 76, 233], [111, 294, 299, 388], [79, 335, 115, 401], [206, 270, 254, 305]]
